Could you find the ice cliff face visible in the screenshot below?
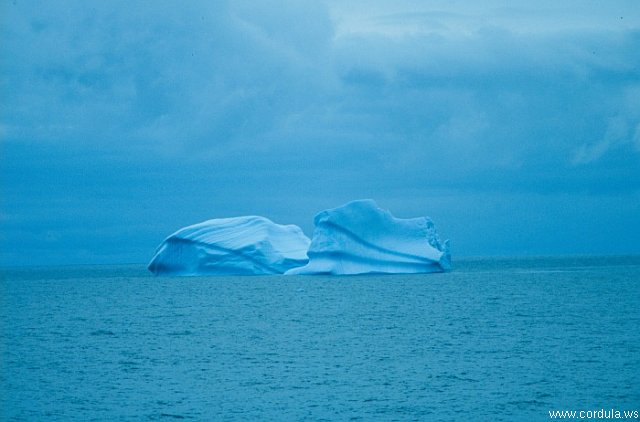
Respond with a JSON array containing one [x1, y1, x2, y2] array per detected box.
[[148, 216, 310, 276], [285, 199, 450, 275]]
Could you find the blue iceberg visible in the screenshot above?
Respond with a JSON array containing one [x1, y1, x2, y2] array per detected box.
[[148, 216, 310, 276], [285, 199, 450, 275]]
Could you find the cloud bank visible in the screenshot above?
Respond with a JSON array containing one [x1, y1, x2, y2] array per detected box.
[[1, 0, 639, 265]]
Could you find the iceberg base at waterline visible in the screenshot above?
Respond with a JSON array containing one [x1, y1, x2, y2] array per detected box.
[[148, 216, 310, 276], [285, 199, 450, 275]]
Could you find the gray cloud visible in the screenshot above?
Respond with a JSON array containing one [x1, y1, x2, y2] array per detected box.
[[1, 0, 639, 265]]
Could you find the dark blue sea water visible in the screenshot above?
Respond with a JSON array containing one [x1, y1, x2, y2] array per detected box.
[[2, 257, 639, 421]]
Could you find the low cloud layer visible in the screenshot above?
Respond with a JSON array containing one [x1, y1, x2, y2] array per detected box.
[[1, 1, 639, 264]]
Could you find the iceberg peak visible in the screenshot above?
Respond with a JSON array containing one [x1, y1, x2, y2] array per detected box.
[[286, 199, 450, 275]]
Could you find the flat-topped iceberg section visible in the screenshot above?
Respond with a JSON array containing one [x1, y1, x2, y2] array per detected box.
[[286, 199, 450, 275], [148, 216, 310, 276]]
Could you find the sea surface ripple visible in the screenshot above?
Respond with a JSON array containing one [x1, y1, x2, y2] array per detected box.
[[1, 256, 639, 421]]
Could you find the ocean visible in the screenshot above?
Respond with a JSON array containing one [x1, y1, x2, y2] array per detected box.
[[1, 256, 639, 421]]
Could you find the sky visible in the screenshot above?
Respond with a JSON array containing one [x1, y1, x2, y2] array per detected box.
[[1, 0, 639, 266]]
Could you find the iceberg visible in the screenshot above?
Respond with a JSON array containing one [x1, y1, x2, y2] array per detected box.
[[148, 216, 310, 276], [285, 199, 450, 275]]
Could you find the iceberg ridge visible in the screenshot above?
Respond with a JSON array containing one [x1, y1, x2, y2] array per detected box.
[[148, 216, 310, 276]]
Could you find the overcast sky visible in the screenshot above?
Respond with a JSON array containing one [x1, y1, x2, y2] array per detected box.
[[1, 0, 639, 266]]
